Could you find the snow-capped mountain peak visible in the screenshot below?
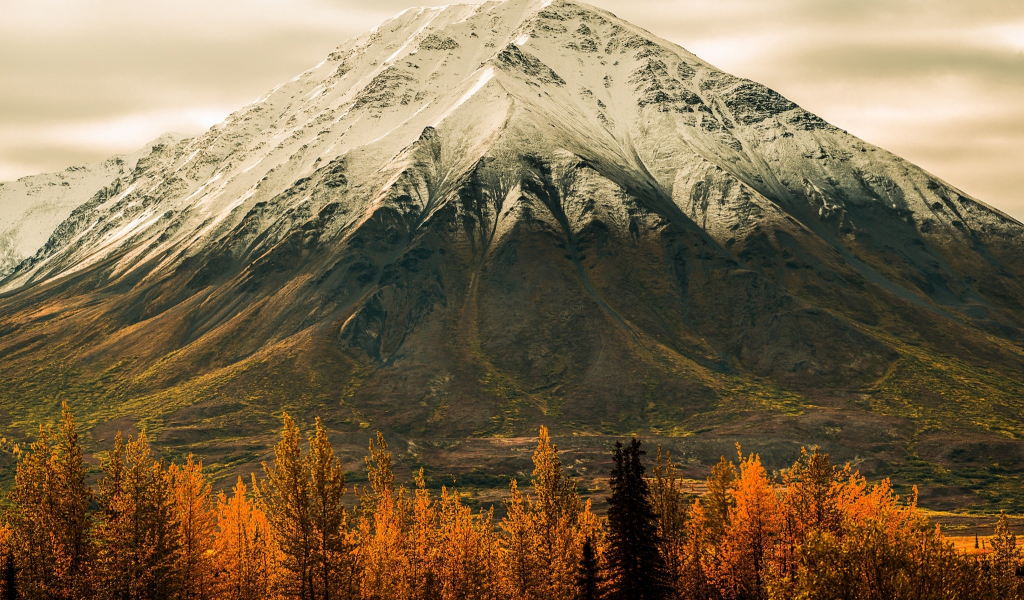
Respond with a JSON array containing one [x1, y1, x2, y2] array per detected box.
[[2, 0, 1024, 494]]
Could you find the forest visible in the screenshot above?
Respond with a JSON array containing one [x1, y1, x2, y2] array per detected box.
[[1, 404, 1023, 600]]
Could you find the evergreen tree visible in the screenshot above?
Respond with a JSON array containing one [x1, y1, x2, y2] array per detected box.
[[2, 547, 16, 600], [605, 439, 670, 600], [576, 538, 602, 600]]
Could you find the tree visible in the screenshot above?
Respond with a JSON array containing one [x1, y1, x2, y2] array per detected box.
[[989, 511, 1022, 597], [168, 455, 216, 600], [357, 432, 414, 600], [7, 403, 93, 600], [992, 511, 1018, 562], [576, 538, 602, 600], [677, 500, 718, 600], [408, 469, 439, 600], [497, 427, 597, 600], [1, 523, 16, 600], [434, 486, 501, 600], [497, 427, 598, 600], [499, 478, 539, 598], [258, 414, 353, 600], [213, 477, 277, 600], [307, 417, 354, 600], [605, 439, 670, 600], [530, 426, 591, 599], [259, 414, 315, 600], [716, 450, 782, 600], [704, 456, 737, 547], [773, 447, 848, 592], [650, 446, 689, 585], [95, 430, 180, 600]]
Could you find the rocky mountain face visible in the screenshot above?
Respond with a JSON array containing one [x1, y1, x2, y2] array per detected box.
[[2, 0, 1023, 507]]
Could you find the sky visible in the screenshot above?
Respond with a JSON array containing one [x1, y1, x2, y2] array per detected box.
[[1, 0, 1022, 220]]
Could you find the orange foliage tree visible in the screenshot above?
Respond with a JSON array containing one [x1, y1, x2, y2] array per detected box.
[[6, 402, 93, 600], [5, 406, 1024, 600], [499, 426, 599, 600], [94, 430, 179, 600], [257, 415, 354, 600], [168, 455, 217, 600], [214, 476, 278, 600]]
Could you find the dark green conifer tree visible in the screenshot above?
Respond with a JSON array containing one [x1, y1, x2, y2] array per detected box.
[[2, 549, 16, 600], [577, 537, 602, 600], [605, 439, 671, 600]]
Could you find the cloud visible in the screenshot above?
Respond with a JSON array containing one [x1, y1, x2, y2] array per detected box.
[[0, 0, 1021, 220]]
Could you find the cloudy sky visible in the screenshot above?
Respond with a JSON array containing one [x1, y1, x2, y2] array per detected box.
[[2, 0, 1022, 220]]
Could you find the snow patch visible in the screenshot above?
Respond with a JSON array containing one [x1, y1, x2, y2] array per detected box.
[[433, 67, 494, 126], [384, 9, 441, 64]]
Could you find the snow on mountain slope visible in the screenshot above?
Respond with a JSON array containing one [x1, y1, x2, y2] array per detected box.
[[0, 133, 183, 278], [3, 0, 1018, 300], [2, 0, 1024, 487]]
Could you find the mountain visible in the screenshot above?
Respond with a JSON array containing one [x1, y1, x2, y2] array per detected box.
[[2, 0, 1023, 508], [0, 133, 183, 278]]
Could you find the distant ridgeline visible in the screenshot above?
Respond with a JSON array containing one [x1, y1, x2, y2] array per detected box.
[[1, 0, 1024, 511], [2, 406, 1024, 600]]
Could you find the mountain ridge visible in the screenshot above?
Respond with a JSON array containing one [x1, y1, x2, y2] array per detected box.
[[1, 0, 1023, 509]]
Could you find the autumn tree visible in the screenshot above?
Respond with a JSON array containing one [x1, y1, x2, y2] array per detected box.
[[168, 455, 216, 600], [259, 414, 354, 600], [988, 512, 1022, 597], [500, 478, 539, 597], [794, 517, 976, 599], [650, 446, 689, 585], [308, 418, 355, 599], [6, 403, 93, 600], [605, 439, 670, 600], [433, 486, 501, 600], [766, 447, 850, 595], [501, 427, 598, 600], [214, 477, 278, 600], [95, 430, 180, 600], [715, 450, 782, 600], [676, 500, 718, 600], [0, 523, 15, 600], [532, 426, 594, 598], [408, 469, 439, 600], [704, 456, 737, 547], [259, 414, 314, 600], [356, 431, 413, 600]]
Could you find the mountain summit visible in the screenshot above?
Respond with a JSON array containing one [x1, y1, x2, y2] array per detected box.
[[2, 0, 1023, 505]]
